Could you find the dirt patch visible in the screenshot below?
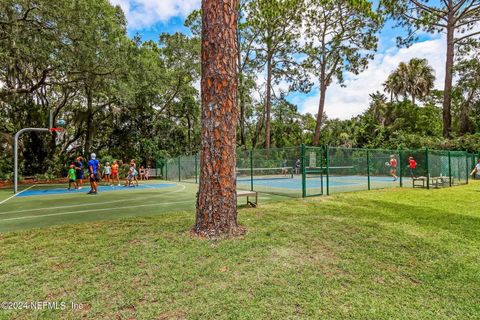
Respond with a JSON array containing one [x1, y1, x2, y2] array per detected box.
[[189, 224, 247, 240], [157, 310, 187, 320]]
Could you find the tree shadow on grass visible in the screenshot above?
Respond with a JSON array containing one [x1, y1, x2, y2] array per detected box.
[[332, 198, 480, 242]]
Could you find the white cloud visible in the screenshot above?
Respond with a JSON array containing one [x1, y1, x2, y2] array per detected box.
[[299, 36, 447, 120], [110, 0, 200, 29]]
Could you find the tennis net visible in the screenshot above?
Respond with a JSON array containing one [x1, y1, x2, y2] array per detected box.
[[305, 166, 355, 179], [236, 167, 294, 181]]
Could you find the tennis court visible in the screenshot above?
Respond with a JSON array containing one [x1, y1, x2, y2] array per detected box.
[[236, 169, 410, 196], [165, 146, 475, 198]]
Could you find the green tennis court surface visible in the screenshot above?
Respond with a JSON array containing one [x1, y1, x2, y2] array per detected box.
[[0, 181, 287, 233]]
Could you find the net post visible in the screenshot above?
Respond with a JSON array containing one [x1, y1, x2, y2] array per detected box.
[[425, 148, 430, 190], [448, 151, 452, 187], [249, 150, 253, 192], [326, 144, 330, 196], [301, 144, 306, 198], [398, 149, 403, 187], [178, 156, 181, 182], [366, 149, 371, 191], [195, 153, 198, 184]]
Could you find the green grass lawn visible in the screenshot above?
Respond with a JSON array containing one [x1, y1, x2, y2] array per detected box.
[[1, 183, 479, 319]]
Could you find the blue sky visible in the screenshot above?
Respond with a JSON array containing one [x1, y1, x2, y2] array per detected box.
[[111, 0, 447, 120]]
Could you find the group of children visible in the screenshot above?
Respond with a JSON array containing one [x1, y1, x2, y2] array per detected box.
[[67, 156, 150, 192]]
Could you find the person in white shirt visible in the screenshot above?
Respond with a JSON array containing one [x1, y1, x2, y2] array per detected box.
[[471, 159, 480, 179]]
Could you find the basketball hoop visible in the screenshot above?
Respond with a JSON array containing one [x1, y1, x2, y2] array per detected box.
[[49, 127, 66, 146]]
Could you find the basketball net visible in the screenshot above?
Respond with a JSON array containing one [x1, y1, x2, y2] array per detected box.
[[49, 127, 66, 146]]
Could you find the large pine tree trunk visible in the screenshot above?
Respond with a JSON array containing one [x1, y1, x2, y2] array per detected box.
[[442, 22, 454, 138], [194, 0, 241, 237]]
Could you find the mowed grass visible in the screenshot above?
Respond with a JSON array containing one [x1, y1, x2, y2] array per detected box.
[[1, 183, 479, 319]]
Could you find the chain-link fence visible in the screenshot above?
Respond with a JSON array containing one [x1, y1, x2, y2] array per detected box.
[[161, 146, 479, 198]]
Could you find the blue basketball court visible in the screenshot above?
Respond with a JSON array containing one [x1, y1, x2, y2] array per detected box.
[[16, 183, 177, 198]]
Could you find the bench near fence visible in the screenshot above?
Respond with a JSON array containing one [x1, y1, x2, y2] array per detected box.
[[413, 176, 451, 189], [237, 190, 258, 207]]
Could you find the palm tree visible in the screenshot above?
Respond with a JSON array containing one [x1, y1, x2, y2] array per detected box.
[[384, 71, 405, 102], [408, 58, 435, 106], [384, 58, 435, 105]]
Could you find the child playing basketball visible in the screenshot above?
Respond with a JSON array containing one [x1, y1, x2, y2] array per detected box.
[[111, 160, 120, 186], [131, 159, 139, 186], [67, 163, 77, 190], [103, 162, 111, 185], [125, 162, 138, 187]]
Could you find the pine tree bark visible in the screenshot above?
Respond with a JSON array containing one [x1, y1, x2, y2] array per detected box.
[[313, 64, 327, 146], [442, 20, 454, 138], [194, 0, 242, 237]]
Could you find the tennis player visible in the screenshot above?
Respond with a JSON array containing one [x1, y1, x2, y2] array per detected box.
[[295, 159, 301, 175], [408, 156, 417, 178], [389, 155, 398, 181], [281, 159, 289, 176], [470, 159, 480, 179]]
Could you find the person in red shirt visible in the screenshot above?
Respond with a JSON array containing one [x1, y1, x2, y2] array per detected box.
[[408, 156, 417, 178], [389, 155, 398, 181]]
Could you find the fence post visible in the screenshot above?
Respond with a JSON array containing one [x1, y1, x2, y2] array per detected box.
[[301, 144, 306, 198], [448, 151, 452, 187], [326, 145, 330, 196], [165, 159, 168, 180], [465, 151, 469, 184], [321, 146, 324, 196], [250, 150, 253, 192], [398, 150, 403, 187], [367, 149, 371, 191], [178, 156, 181, 182], [195, 154, 198, 184], [425, 148, 430, 190]]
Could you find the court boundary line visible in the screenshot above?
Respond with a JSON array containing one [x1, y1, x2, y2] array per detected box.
[[0, 185, 36, 206], [0, 199, 194, 222], [0, 184, 186, 216]]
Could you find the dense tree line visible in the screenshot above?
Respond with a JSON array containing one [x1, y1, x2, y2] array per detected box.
[[0, 0, 479, 180], [0, 0, 200, 179]]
